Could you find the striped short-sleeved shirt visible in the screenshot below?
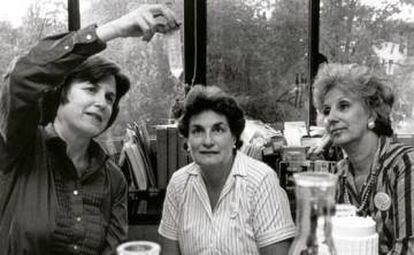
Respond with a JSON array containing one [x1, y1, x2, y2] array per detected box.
[[336, 136, 414, 255], [159, 152, 296, 254]]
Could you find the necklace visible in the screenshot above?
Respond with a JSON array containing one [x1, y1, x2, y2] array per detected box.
[[342, 139, 382, 215], [342, 166, 379, 214]]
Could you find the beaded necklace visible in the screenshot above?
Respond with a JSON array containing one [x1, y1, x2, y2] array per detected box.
[[342, 166, 380, 214], [342, 139, 382, 215]]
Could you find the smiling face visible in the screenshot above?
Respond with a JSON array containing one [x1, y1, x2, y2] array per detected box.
[[321, 86, 374, 148], [187, 110, 236, 169], [55, 75, 116, 139]]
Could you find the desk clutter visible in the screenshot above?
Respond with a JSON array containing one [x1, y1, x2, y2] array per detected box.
[[105, 120, 387, 253], [111, 120, 342, 223], [109, 120, 381, 254]]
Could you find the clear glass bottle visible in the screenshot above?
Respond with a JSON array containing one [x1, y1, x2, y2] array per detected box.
[[288, 172, 338, 255]]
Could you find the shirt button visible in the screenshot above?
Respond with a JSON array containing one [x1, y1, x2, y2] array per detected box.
[[73, 244, 78, 250], [86, 34, 92, 40], [64, 45, 70, 50], [73, 190, 79, 196], [76, 216, 82, 222]]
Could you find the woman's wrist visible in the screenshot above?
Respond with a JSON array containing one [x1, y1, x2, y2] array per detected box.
[[96, 20, 122, 43]]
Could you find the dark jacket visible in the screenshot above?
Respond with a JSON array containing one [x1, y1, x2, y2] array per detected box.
[[0, 25, 127, 255]]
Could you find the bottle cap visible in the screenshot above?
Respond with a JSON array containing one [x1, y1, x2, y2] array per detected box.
[[332, 216, 376, 237]]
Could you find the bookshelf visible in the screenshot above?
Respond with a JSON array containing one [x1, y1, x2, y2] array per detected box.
[[116, 123, 192, 225]]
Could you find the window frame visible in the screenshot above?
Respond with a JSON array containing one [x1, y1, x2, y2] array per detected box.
[[67, 0, 321, 125]]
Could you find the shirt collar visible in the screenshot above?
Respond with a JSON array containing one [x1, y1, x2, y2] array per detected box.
[[44, 123, 108, 178]]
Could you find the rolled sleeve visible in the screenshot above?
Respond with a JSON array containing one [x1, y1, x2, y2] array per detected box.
[[253, 172, 296, 248]]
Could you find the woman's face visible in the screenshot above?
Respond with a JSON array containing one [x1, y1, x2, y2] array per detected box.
[[187, 110, 236, 169], [321, 86, 373, 147], [56, 75, 116, 138]]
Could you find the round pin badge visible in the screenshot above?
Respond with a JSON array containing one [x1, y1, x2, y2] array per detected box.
[[374, 192, 391, 211]]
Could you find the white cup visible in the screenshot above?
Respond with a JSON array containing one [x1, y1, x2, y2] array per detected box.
[[117, 241, 161, 255], [332, 216, 378, 255]]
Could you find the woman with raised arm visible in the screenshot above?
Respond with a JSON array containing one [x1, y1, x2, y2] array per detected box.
[[0, 5, 178, 255]]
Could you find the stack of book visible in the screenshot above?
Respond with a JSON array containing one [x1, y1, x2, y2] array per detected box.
[[155, 124, 192, 190]]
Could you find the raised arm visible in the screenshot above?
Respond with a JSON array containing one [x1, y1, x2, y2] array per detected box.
[[96, 4, 178, 42], [0, 4, 178, 169], [0, 25, 107, 164]]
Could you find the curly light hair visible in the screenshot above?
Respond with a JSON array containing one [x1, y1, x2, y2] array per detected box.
[[313, 63, 394, 136]]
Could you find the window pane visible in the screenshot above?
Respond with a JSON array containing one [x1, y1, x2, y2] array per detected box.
[[320, 0, 414, 134], [81, 0, 185, 147], [207, 0, 309, 126], [0, 0, 67, 78]]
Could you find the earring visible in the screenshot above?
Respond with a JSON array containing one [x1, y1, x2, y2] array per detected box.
[[368, 121, 375, 129], [233, 144, 236, 149]]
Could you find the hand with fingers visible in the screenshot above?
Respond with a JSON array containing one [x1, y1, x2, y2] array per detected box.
[[97, 4, 180, 43]]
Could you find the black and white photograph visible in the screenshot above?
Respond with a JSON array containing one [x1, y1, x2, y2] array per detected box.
[[1, 0, 414, 254]]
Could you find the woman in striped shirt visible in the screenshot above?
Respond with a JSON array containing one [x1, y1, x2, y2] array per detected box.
[[158, 85, 296, 254], [313, 63, 414, 254]]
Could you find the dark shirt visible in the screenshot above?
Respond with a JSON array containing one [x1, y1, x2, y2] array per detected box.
[[0, 25, 128, 255], [336, 136, 414, 255]]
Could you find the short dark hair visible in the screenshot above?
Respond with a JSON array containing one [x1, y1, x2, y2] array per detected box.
[[41, 56, 130, 129], [178, 85, 245, 149], [313, 63, 394, 136]]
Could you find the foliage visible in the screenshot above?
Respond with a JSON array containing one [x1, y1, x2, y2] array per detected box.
[[0, 0, 66, 79], [81, 0, 185, 138], [207, 0, 309, 123], [1, 0, 414, 139], [319, 0, 414, 129], [320, 0, 402, 64]]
